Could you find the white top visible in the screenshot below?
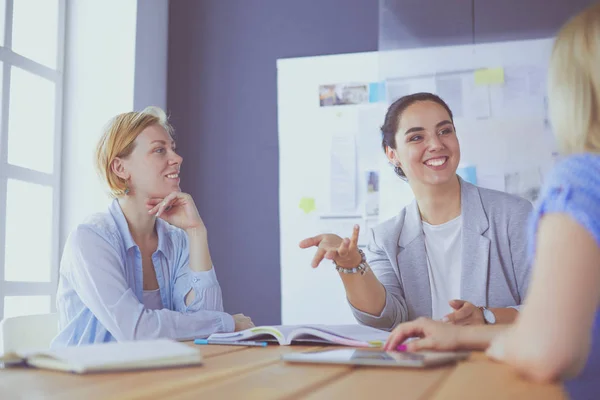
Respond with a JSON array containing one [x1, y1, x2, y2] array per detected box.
[[422, 215, 462, 321], [143, 288, 164, 310]]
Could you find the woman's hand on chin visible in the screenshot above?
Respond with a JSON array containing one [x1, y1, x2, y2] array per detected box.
[[146, 191, 206, 232]]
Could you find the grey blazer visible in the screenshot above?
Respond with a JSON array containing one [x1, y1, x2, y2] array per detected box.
[[351, 178, 533, 331]]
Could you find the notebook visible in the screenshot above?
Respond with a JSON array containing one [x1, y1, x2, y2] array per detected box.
[[0, 339, 203, 374], [207, 324, 390, 347]]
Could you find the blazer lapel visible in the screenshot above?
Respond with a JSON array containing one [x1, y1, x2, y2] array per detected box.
[[459, 179, 491, 306], [397, 200, 432, 319]]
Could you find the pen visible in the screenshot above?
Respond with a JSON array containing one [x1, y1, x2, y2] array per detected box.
[[395, 344, 407, 352], [194, 339, 268, 347]]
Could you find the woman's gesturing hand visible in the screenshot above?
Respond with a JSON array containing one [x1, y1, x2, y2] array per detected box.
[[299, 225, 362, 269]]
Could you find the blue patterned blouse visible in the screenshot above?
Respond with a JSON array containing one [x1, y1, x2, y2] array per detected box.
[[528, 153, 600, 400]]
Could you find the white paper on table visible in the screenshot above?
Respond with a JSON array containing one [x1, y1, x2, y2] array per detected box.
[[330, 134, 357, 213]]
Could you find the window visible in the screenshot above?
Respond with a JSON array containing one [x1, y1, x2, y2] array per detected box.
[[0, 0, 65, 320]]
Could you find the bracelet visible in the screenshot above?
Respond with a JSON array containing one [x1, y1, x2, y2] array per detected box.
[[334, 249, 369, 275]]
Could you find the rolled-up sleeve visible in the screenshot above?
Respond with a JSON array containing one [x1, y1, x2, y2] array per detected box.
[[171, 232, 235, 332], [349, 228, 408, 331], [66, 226, 234, 341]]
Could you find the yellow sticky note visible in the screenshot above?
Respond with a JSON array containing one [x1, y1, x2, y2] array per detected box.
[[299, 197, 316, 214], [474, 68, 505, 85]]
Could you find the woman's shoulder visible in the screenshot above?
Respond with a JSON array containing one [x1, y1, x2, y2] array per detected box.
[[68, 211, 121, 247], [473, 183, 533, 215], [371, 206, 413, 248], [533, 153, 600, 246], [374, 212, 407, 233], [543, 153, 600, 192]]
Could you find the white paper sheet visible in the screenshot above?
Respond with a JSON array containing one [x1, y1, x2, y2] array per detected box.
[[505, 167, 543, 203], [365, 171, 380, 216], [357, 106, 387, 172], [330, 134, 357, 213], [436, 74, 464, 118], [378, 158, 415, 222], [491, 65, 546, 117], [477, 171, 506, 191], [468, 84, 491, 119]]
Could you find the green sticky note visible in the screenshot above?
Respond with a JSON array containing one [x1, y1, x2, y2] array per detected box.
[[299, 197, 316, 214], [474, 68, 505, 85]]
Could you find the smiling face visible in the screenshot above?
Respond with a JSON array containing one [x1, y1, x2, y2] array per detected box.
[[116, 124, 183, 198], [386, 100, 460, 187]]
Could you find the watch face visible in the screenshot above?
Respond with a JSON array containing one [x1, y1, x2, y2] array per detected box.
[[483, 308, 496, 324]]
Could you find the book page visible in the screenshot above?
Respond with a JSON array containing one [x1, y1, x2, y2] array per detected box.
[[29, 339, 199, 370], [297, 325, 390, 342], [209, 326, 292, 344]]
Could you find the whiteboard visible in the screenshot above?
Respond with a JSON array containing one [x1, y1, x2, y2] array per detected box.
[[277, 38, 555, 325]]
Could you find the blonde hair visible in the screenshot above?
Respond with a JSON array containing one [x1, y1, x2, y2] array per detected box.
[[95, 106, 174, 197], [548, 2, 600, 154]]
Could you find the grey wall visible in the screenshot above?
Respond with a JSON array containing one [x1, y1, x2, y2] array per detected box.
[[134, 0, 169, 110], [380, 0, 595, 49], [167, 0, 378, 325], [167, 0, 594, 325], [473, 0, 595, 43]]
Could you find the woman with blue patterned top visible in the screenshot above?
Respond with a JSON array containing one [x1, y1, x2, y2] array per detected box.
[[383, 3, 600, 398]]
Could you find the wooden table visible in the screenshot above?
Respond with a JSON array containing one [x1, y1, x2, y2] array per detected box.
[[0, 344, 567, 399]]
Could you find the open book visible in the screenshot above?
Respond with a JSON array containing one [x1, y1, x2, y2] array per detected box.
[[207, 324, 390, 347], [0, 339, 202, 374]]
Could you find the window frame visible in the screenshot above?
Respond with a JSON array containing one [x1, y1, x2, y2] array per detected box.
[[0, 0, 65, 320]]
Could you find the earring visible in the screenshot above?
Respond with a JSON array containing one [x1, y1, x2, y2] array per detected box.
[[124, 187, 130, 195]]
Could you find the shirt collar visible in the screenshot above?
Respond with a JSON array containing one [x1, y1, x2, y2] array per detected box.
[[109, 199, 169, 255], [154, 218, 169, 255]]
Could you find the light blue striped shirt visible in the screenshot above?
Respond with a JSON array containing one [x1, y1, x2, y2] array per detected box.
[[52, 199, 235, 347]]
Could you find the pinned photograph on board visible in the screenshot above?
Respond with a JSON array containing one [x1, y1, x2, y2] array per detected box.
[[365, 171, 380, 216], [319, 83, 369, 107]]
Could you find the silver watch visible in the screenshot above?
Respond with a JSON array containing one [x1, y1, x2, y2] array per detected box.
[[480, 306, 496, 325]]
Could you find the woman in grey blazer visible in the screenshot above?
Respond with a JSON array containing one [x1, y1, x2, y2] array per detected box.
[[300, 92, 533, 331]]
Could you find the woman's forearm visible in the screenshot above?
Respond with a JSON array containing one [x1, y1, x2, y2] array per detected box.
[[340, 265, 387, 316], [459, 325, 509, 350], [489, 307, 519, 324], [186, 227, 212, 272]]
